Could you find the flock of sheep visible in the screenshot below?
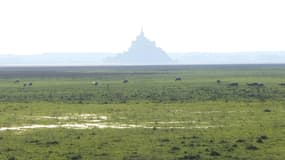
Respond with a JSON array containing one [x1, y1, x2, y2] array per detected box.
[[14, 78, 285, 88], [92, 79, 129, 86], [218, 80, 285, 87], [90, 77, 285, 87], [14, 80, 32, 87]]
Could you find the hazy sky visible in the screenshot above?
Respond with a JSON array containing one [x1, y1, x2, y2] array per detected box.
[[0, 0, 285, 55]]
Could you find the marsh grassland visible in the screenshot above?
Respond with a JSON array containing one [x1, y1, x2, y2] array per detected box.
[[0, 65, 284, 160]]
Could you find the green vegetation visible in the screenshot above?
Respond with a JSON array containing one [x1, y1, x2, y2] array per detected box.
[[0, 65, 284, 159]]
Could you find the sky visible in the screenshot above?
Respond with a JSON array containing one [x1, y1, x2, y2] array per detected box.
[[0, 0, 285, 55]]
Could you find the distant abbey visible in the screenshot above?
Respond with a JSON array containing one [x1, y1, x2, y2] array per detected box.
[[106, 28, 173, 65]]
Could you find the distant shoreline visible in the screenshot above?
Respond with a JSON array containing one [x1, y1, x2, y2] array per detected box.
[[1, 63, 285, 68]]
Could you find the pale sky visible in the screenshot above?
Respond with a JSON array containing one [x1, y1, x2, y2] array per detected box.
[[0, 0, 285, 55]]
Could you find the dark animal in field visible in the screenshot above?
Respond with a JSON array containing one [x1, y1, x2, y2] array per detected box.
[[264, 109, 271, 112], [216, 80, 221, 84], [92, 81, 99, 86], [256, 135, 268, 143], [228, 82, 238, 87], [175, 77, 182, 81], [28, 82, 33, 86], [247, 82, 259, 86], [258, 83, 264, 87], [279, 83, 285, 86], [247, 82, 264, 87], [14, 80, 20, 83], [210, 151, 220, 156], [23, 83, 27, 87], [123, 80, 128, 83], [246, 145, 258, 150]]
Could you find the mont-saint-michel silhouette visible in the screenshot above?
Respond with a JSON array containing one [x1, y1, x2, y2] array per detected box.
[[105, 28, 173, 65], [1, 28, 285, 65]]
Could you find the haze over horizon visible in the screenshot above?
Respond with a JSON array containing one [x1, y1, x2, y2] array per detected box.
[[1, 0, 285, 56]]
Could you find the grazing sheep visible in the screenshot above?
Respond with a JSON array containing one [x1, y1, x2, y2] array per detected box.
[[92, 81, 99, 86], [247, 82, 264, 87], [28, 82, 32, 86], [279, 83, 285, 86], [258, 83, 264, 87], [264, 109, 271, 112], [175, 77, 182, 81], [247, 82, 259, 86], [123, 80, 128, 83], [229, 82, 238, 87]]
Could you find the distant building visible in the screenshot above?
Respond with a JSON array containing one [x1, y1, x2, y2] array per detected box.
[[105, 28, 173, 65]]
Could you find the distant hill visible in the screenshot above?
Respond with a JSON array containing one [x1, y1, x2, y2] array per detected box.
[[0, 53, 116, 66], [1, 51, 285, 66], [104, 29, 173, 65], [0, 51, 285, 66]]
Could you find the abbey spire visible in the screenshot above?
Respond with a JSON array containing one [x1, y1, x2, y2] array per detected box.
[[140, 25, 144, 36], [106, 28, 173, 64]]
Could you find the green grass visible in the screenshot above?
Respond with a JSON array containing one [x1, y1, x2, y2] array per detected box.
[[0, 65, 285, 159], [0, 102, 284, 160]]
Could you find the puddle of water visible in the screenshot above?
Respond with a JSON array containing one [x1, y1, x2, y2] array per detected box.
[[188, 110, 247, 114], [99, 116, 108, 120], [0, 113, 221, 132], [0, 124, 58, 131], [228, 111, 247, 113], [155, 125, 221, 129], [146, 121, 207, 124], [33, 114, 107, 121], [34, 116, 70, 120], [85, 120, 102, 123], [190, 111, 220, 114], [0, 123, 221, 131]]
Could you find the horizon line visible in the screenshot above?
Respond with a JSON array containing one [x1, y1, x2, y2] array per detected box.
[[1, 50, 285, 56]]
